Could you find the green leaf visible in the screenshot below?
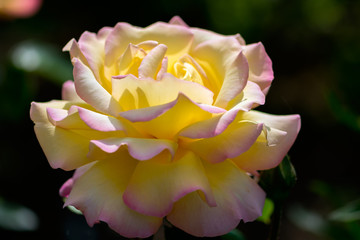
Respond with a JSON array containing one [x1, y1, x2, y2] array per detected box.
[[257, 198, 275, 224], [279, 155, 297, 188], [259, 155, 297, 203], [221, 229, 247, 240]]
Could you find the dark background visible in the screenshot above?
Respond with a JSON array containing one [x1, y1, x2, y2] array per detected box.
[[1, 0, 359, 239]]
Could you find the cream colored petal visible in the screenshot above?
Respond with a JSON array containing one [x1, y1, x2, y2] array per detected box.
[[65, 150, 162, 238], [167, 160, 265, 237], [232, 111, 301, 172], [104, 21, 193, 68], [112, 73, 213, 111], [123, 150, 216, 217], [192, 37, 249, 108], [73, 58, 122, 116]]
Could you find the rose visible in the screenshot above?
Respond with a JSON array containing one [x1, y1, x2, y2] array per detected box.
[[30, 16, 300, 238]]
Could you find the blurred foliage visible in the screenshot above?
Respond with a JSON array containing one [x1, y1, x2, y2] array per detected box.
[[0, 40, 71, 121], [0, 197, 39, 231], [287, 180, 360, 240]]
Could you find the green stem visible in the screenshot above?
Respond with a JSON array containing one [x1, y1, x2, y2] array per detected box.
[[269, 201, 283, 240]]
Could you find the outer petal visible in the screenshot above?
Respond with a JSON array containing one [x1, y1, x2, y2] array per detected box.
[[65, 150, 162, 238], [112, 73, 214, 111], [167, 159, 265, 237], [190, 27, 246, 49], [88, 137, 178, 161], [123, 150, 216, 218], [104, 21, 193, 68], [61, 80, 85, 102], [73, 58, 122, 116], [242, 42, 274, 95], [232, 111, 301, 172], [168, 16, 189, 27], [33, 122, 93, 170], [60, 161, 98, 198], [185, 120, 263, 163], [30, 101, 76, 123], [192, 37, 249, 108]]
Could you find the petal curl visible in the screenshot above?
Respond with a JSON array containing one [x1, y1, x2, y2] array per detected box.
[[121, 93, 221, 139], [242, 42, 274, 95], [185, 120, 263, 163], [227, 80, 266, 110], [88, 137, 177, 161], [73, 58, 122, 116], [167, 160, 265, 237], [65, 150, 162, 238], [123, 150, 216, 217], [192, 37, 249, 108], [61, 80, 84, 102], [232, 111, 301, 172], [138, 44, 167, 79]]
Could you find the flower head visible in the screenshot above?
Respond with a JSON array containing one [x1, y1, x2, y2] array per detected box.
[[30, 16, 300, 238]]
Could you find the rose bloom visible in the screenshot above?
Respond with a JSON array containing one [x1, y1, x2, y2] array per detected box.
[[30, 17, 300, 238]]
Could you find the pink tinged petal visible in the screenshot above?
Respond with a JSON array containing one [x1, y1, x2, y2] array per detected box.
[[138, 44, 167, 79], [88, 137, 178, 161], [46, 107, 89, 129], [65, 151, 162, 238], [242, 42, 274, 95], [186, 120, 263, 163], [192, 37, 249, 108], [77, 28, 111, 82], [63, 39, 89, 66], [61, 80, 84, 102], [169, 16, 189, 27], [112, 73, 214, 111], [179, 110, 237, 139], [59, 161, 97, 198], [104, 21, 193, 67], [73, 58, 122, 116], [227, 80, 266, 111], [167, 160, 266, 237], [232, 111, 301, 172], [30, 101, 75, 123], [120, 94, 218, 139], [179, 81, 265, 140], [190, 27, 245, 50], [123, 150, 216, 218], [33, 122, 93, 170], [76, 107, 139, 136], [234, 33, 246, 45], [59, 178, 73, 198]]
